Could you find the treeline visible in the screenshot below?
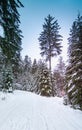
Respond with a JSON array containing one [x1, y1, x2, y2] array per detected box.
[[65, 13, 82, 110], [0, 53, 66, 97]]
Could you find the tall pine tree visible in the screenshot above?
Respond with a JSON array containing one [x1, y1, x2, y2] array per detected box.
[[65, 13, 82, 110], [38, 14, 62, 71], [0, 0, 24, 91]]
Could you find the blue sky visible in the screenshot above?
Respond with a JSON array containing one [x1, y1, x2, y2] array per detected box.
[[20, 0, 82, 65]]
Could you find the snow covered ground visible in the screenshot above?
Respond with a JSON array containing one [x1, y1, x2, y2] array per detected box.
[[0, 90, 82, 130]]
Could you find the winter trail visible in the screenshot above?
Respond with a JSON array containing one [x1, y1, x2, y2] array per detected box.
[[0, 90, 82, 130]]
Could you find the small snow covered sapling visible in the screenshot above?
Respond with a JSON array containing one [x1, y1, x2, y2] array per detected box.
[[2, 68, 13, 93]]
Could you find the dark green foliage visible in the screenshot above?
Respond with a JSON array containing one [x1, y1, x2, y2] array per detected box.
[[0, 48, 4, 71], [39, 69, 52, 97], [0, 0, 23, 62], [0, 48, 4, 89], [65, 13, 82, 110], [0, 0, 23, 92], [38, 14, 62, 71], [2, 68, 13, 92]]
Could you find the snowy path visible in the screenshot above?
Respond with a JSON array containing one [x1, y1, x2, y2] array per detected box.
[[0, 91, 82, 130]]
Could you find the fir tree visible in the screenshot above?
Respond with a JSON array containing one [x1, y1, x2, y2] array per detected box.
[[2, 68, 13, 92], [24, 55, 32, 72], [37, 59, 47, 74], [0, 0, 24, 61], [53, 57, 66, 97], [39, 69, 52, 97], [0, 48, 4, 89], [65, 13, 82, 110], [34, 59, 48, 94], [0, 0, 24, 92], [31, 59, 38, 74], [38, 14, 62, 71]]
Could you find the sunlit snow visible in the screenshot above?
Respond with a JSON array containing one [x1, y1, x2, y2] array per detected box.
[[0, 90, 82, 130]]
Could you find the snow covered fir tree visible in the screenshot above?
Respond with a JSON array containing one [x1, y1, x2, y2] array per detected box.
[[38, 14, 63, 97], [2, 67, 13, 92], [53, 57, 66, 97], [39, 69, 52, 96], [0, 0, 23, 92], [0, 48, 4, 89], [65, 13, 82, 110]]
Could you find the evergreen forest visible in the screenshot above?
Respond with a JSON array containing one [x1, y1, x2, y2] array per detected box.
[[0, 0, 82, 110]]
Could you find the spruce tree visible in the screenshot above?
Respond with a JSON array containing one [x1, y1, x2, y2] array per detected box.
[[39, 69, 52, 96], [65, 13, 82, 110], [0, 0, 23, 91], [38, 14, 62, 71], [37, 59, 47, 74], [31, 59, 38, 74], [0, 48, 4, 89], [53, 57, 65, 97], [24, 55, 32, 72], [2, 68, 13, 92], [0, 0, 24, 62]]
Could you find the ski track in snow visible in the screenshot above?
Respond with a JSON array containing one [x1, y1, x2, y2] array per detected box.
[[0, 90, 82, 130]]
